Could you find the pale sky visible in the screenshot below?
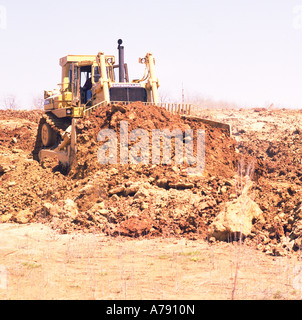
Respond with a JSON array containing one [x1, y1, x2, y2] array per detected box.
[[0, 0, 302, 109]]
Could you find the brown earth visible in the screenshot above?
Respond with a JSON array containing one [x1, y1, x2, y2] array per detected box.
[[1, 104, 302, 252], [1, 104, 302, 300], [0, 103, 239, 240], [196, 107, 302, 254]]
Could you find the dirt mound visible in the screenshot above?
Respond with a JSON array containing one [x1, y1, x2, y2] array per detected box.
[[236, 117, 302, 253], [4, 106, 302, 257], [66, 102, 239, 237], [0, 103, 240, 240], [193, 107, 302, 255], [73, 102, 237, 179], [0, 109, 42, 152], [0, 109, 42, 123]]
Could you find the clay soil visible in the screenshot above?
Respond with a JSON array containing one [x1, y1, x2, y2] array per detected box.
[[1, 104, 302, 300]]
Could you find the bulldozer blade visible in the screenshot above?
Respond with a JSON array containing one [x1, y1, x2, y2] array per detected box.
[[181, 115, 231, 136], [39, 119, 77, 168]]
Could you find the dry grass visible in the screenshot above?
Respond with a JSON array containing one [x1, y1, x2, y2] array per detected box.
[[0, 223, 302, 300]]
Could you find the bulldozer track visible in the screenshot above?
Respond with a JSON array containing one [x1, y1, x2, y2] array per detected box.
[[42, 112, 72, 136], [32, 112, 72, 161]]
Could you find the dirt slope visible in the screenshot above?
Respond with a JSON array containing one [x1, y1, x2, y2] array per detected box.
[[2, 105, 302, 256], [0, 103, 239, 240], [195, 107, 302, 254]]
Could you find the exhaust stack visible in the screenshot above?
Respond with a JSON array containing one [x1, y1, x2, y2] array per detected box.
[[118, 39, 125, 83]]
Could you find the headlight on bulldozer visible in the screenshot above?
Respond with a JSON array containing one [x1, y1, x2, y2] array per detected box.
[[66, 109, 72, 115]]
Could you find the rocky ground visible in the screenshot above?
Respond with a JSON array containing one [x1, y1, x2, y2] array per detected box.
[[197, 107, 302, 255], [1, 104, 302, 258]]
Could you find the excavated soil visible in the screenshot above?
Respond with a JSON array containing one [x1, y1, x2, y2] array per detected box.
[[196, 107, 302, 255], [3, 104, 302, 300], [1, 104, 302, 256], [0, 103, 239, 240]]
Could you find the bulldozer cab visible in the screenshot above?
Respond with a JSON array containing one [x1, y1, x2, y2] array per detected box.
[[44, 41, 162, 120], [55, 40, 160, 112], [70, 62, 94, 106]]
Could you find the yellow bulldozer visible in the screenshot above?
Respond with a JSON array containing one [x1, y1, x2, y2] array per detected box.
[[33, 39, 230, 168]]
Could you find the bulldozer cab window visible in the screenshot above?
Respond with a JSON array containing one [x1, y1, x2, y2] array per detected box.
[[94, 66, 101, 83], [69, 67, 73, 89], [107, 66, 115, 82], [80, 66, 91, 87], [71, 64, 80, 106], [80, 66, 92, 104], [70, 64, 93, 105], [112, 64, 128, 83]]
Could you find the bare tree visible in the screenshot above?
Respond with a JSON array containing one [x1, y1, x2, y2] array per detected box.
[[158, 89, 172, 104], [32, 95, 44, 110], [3, 94, 18, 110], [186, 93, 239, 109]]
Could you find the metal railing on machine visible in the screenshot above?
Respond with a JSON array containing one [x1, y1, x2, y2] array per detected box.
[[83, 101, 196, 117], [83, 101, 108, 117]]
